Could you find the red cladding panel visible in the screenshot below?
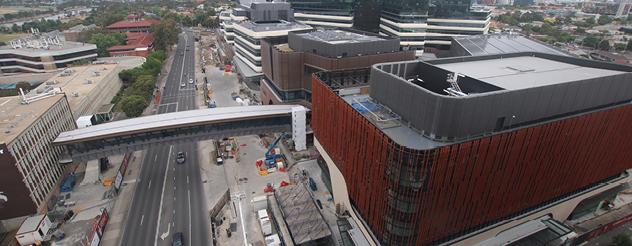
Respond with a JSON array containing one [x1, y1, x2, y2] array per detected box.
[[312, 75, 632, 246]]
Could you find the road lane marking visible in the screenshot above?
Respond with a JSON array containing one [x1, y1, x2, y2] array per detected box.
[[188, 189, 192, 244], [187, 176, 189, 184], [148, 180, 151, 189], [154, 145, 173, 246], [140, 215, 144, 225], [154, 154, 158, 162]]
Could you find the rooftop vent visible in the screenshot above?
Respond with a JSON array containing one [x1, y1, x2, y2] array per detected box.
[[71, 92, 79, 97]]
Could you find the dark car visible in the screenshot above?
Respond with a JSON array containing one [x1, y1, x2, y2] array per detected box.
[[176, 152, 186, 164], [172, 232, 184, 246]]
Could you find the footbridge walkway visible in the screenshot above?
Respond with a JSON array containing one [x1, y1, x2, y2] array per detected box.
[[53, 105, 308, 162]]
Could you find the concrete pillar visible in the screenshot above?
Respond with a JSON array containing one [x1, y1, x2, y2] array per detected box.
[[291, 106, 306, 151]]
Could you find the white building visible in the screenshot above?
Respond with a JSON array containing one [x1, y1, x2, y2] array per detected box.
[[293, 12, 354, 28], [0, 33, 97, 74], [379, 5, 491, 56], [233, 20, 311, 82], [15, 214, 53, 246], [219, 8, 248, 44]]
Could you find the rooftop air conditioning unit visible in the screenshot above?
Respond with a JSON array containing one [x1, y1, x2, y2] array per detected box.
[[71, 92, 79, 97]]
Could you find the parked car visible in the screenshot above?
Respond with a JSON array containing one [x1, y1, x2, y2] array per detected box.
[[176, 152, 186, 164], [180, 82, 186, 87], [189, 78, 194, 84]]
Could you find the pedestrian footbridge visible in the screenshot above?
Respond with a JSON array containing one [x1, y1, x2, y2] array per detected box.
[[53, 105, 308, 162]]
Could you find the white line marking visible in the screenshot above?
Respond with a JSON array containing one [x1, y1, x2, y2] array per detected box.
[[140, 215, 144, 226], [148, 180, 152, 189], [188, 189, 192, 243], [154, 145, 173, 246], [155, 154, 158, 162], [178, 35, 188, 91], [187, 176, 189, 184]]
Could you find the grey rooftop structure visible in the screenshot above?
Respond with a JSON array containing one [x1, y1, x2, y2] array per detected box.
[[274, 184, 332, 244], [434, 56, 624, 90], [318, 52, 632, 149], [288, 29, 401, 58], [450, 34, 569, 57], [296, 29, 384, 44], [238, 20, 311, 33]]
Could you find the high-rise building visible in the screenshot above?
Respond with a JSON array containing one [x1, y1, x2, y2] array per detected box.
[[219, 8, 248, 45], [260, 29, 415, 106], [311, 52, 632, 245], [0, 93, 75, 220], [288, 0, 355, 28], [232, 2, 312, 87], [379, 0, 491, 56]]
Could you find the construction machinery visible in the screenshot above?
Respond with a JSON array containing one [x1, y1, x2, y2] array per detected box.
[[264, 133, 286, 169]]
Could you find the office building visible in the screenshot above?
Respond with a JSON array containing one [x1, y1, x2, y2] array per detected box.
[[311, 52, 632, 245], [219, 8, 248, 44], [0, 93, 75, 220], [288, 0, 355, 28], [233, 2, 312, 86], [260, 29, 415, 106], [31, 64, 122, 120], [0, 34, 97, 74], [379, 0, 491, 56]]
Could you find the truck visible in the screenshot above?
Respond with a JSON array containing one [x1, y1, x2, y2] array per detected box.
[[258, 209, 272, 236]]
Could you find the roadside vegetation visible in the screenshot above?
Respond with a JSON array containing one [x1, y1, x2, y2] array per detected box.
[[113, 50, 166, 117]]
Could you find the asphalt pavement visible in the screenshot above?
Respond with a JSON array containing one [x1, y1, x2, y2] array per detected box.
[[120, 30, 210, 246]]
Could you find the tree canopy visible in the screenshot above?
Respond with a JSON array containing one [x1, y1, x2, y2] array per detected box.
[[88, 32, 127, 57], [120, 95, 148, 118]]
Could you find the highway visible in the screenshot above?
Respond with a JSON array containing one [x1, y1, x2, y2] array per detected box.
[[121, 30, 210, 246]]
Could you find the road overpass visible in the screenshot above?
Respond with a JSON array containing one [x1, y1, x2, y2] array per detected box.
[[53, 105, 307, 162]]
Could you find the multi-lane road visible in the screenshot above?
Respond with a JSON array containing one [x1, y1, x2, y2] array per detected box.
[[121, 30, 210, 246]]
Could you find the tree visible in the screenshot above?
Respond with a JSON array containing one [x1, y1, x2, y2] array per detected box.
[[142, 57, 163, 76], [151, 18, 180, 51], [628, 40, 632, 51], [119, 95, 148, 118], [611, 234, 632, 246], [586, 17, 596, 26], [598, 15, 612, 25], [582, 35, 601, 48], [615, 43, 627, 51], [126, 74, 156, 100], [88, 32, 126, 57], [599, 40, 611, 51]]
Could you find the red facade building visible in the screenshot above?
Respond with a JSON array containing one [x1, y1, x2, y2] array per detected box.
[[107, 32, 154, 57], [311, 53, 632, 245]]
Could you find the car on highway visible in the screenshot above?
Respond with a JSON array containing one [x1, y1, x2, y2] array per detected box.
[[176, 152, 186, 164], [172, 232, 184, 246], [189, 78, 194, 84]]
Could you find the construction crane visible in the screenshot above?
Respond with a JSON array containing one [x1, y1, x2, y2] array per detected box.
[[264, 133, 287, 168]]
